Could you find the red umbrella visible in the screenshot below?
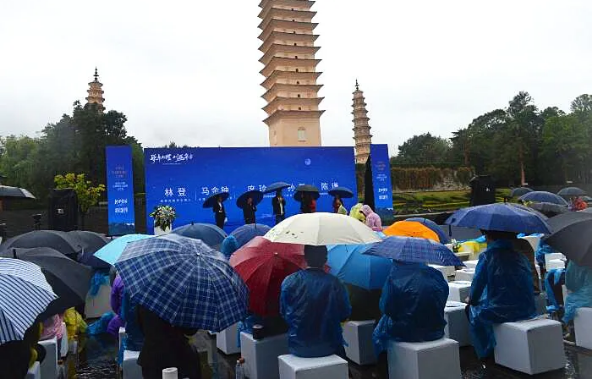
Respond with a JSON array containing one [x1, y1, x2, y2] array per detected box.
[[230, 236, 306, 317]]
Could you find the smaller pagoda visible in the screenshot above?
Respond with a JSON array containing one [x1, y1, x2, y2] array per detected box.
[[86, 68, 105, 111], [352, 80, 373, 164]]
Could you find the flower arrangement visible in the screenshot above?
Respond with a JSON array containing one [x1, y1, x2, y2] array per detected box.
[[451, 239, 462, 253], [150, 205, 176, 230]]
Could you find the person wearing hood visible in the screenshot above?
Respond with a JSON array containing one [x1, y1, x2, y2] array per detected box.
[[361, 205, 382, 231]]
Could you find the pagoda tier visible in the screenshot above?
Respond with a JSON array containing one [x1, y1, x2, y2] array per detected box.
[[259, 0, 315, 17], [258, 8, 317, 30], [261, 71, 322, 90], [352, 81, 373, 164], [259, 19, 318, 41], [263, 96, 324, 115], [259, 32, 319, 53], [260, 44, 320, 65], [263, 110, 325, 125], [262, 83, 323, 102], [260, 57, 321, 80]]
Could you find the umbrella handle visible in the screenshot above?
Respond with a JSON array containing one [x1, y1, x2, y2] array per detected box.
[[12, 248, 16, 259]]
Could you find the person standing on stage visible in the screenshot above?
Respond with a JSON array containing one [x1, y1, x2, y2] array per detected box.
[[272, 190, 286, 225], [213, 194, 226, 229], [242, 196, 257, 224]]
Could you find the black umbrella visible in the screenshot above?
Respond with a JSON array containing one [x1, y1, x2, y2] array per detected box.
[[203, 192, 230, 208], [510, 187, 533, 198], [294, 185, 320, 202], [529, 202, 569, 217], [0, 185, 35, 199], [236, 190, 264, 208], [508, 203, 549, 220], [558, 187, 587, 197], [69, 231, 110, 269], [328, 187, 354, 199], [263, 182, 290, 194], [582, 196, 592, 203], [0, 230, 82, 258], [1, 247, 93, 319], [545, 212, 592, 268]]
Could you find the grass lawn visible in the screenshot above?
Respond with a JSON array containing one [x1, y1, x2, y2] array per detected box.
[[393, 188, 511, 212]]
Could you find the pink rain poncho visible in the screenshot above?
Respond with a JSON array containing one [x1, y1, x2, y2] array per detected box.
[[361, 205, 383, 231]]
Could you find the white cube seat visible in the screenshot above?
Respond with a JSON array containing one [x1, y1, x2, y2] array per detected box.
[[343, 320, 376, 365], [122, 350, 142, 379], [119, 327, 126, 351], [464, 260, 478, 269], [278, 354, 348, 379], [387, 338, 461, 379], [535, 293, 547, 315], [216, 323, 240, 355], [447, 281, 472, 303], [39, 336, 58, 379], [60, 322, 69, 358], [84, 283, 112, 319], [547, 259, 565, 270], [493, 318, 565, 375], [25, 361, 40, 379], [545, 252, 565, 266], [429, 264, 455, 278], [240, 332, 289, 379], [574, 307, 592, 350], [454, 269, 475, 282], [444, 302, 471, 347]]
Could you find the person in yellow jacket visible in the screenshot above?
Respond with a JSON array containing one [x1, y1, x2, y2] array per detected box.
[[349, 203, 366, 223]]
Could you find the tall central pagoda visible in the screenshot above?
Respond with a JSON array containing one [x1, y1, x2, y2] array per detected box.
[[258, 0, 324, 146]]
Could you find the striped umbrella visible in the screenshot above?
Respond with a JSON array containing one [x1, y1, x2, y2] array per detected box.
[[0, 258, 57, 344], [364, 236, 465, 267]]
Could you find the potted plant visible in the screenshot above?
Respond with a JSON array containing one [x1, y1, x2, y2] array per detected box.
[[150, 205, 176, 235]]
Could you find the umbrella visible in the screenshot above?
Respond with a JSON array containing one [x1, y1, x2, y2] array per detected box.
[[294, 185, 320, 201], [0, 230, 82, 258], [508, 203, 549, 220], [94, 234, 153, 265], [327, 244, 391, 290], [364, 236, 465, 267], [383, 221, 440, 242], [3, 247, 92, 319], [0, 185, 35, 199], [519, 191, 569, 206], [446, 203, 551, 234], [203, 191, 230, 208], [510, 187, 533, 198], [115, 234, 248, 331], [406, 217, 451, 243], [558, 187, 587, 197], [0, 258, 57, 343], [582, 196, 592, 203], [236, 190, 264, 208], [264, 212, 383, 246], [264, 182, 291, 194], [171, 223, 227, 249], [69, 231, 110, 269], [528, 202, 569, 217], [229, 236, 305, 316], [230, 223, 272, 247], [545, 212, 592, 268], [328, 187, 354, 199]]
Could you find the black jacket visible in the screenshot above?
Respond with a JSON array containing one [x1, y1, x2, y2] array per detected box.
[[213, 201, 225, 218], [243, 204, 257, 224], [272, 196, 286, 216]]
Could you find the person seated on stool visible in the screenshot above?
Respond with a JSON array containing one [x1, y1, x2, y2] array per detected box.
[[213, 195, 226, 229], [467, 230, 536, 360], [111, 274, 144, 364], [242, 196, 257, 225], [136, 305, 200, 379], [280, 245, 351, 357], [563, 260, 592, 336], [346, 283, 382, 322], [272, 190, 286, 225], [0, 322, 46, 379]]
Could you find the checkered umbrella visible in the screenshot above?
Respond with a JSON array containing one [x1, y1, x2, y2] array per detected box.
[[114, 234, 248, 331], [364, 236, 465, 267]]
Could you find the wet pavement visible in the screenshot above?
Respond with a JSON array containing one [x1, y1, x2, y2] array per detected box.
[[71, 332, 592, 379]]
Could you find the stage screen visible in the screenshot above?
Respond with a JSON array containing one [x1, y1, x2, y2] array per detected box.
[[144, 147, 357, 233]]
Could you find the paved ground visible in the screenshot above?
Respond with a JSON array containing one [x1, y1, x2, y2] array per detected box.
[[72, 331, 592, 379]]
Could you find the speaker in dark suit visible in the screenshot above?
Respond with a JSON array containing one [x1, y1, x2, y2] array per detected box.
[[48, 188, 78, 231]]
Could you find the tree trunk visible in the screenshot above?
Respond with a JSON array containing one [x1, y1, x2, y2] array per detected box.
[[519, 146, 526, 186]]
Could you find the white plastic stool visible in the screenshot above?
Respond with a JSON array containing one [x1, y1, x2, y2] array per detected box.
[[39, 336, 58, 379], [84, 283, 113, 319], [574, 307, 592, 350], [447, 281, 472, 303], [216, 323, 240, 355], [387, 338, 461, 379], [545, 252, 566, 266], [429, 264, 455, 278], [25, 361, 41, 379], [444, 302, 471, 347], [343, 320, 376, 365], [535, 293, 547, 315], [493, 318, 565, 375], [240, 332, 289, 379], [464, 260, 478, 269], [60, 322, 69, 358], [123, 350, 142, 379], [119, 327, 126, 351], [454, 269, 475, 282], [547, 259, 565, 270], [278, 354, 348, 379]]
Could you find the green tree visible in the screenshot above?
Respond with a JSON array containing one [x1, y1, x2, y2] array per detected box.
[[0, 135, 40, 192], [393, 133, 452, 166], [54, 173, 105, 228]]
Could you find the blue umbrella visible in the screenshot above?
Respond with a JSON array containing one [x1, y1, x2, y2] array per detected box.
[[264, 182, 291, 194], [114, 234, 248, 331], [406, 217, 451, 243], [230, 223, 271, 247], [364, 236, 464, 267], [446, 203, 551, 234], [510, 187, 533, 198], [0, 258, 57, 343], [327, 244, 391, 290], [236, 190, 264, 208], [94, 234, 153, 265], [558, 187, 586, 197], [328, 187, 354, 199], [172, 223, 227, 248], [519, 191, 569, 206]]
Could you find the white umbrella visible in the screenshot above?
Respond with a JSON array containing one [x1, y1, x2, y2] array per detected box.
[[264, 212, 382, 246]]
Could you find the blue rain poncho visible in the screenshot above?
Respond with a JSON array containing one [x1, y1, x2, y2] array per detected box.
[[535, 241, 558, 268], [468, 239, 536, 358], [564, 261, 592, 323], [280, 268, 351, 358], [373, 262, 448, 354]]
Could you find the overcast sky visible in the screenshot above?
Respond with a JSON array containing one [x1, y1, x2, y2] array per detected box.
[[1, 0, 591, 155]]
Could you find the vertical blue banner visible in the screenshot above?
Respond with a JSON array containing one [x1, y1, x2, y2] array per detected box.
[[370, 144, 393, 212], [106, 146, 135, 236]]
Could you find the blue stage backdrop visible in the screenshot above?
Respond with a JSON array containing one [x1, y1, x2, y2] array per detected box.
[[106, 146, 136, 236], [370, 144, 394, 212], [144, 147, 357, 233]]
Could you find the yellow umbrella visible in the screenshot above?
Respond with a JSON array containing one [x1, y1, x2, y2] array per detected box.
[[383, 221, 440, 242]]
